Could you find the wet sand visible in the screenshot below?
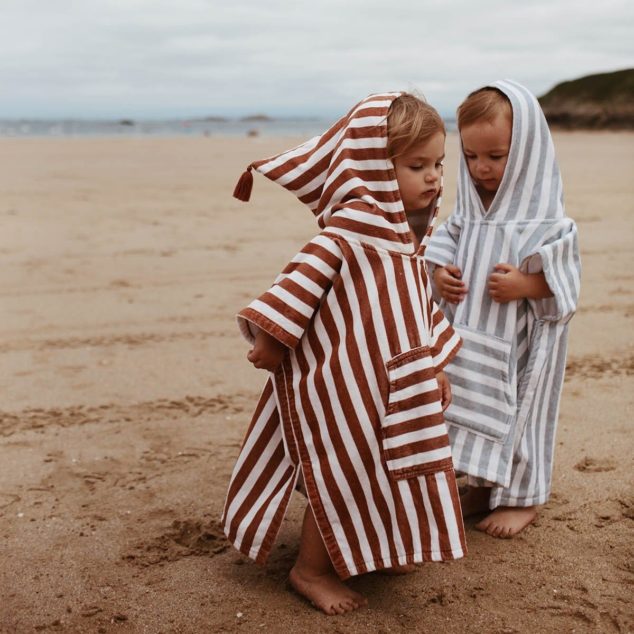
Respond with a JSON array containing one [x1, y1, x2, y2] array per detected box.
[[0, 132, 632, 633]]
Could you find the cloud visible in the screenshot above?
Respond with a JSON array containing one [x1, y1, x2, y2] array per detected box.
[[1, 0, 632, 117]]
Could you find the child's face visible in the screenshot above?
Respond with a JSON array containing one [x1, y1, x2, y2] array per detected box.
[[393, 132, 445, 213], [460, 113, 512, 196]]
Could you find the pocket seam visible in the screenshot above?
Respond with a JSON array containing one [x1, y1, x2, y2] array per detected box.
[[385, 345, 432, 372], [389, 459, 455, 480]]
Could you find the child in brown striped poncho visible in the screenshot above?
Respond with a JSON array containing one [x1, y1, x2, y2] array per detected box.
[[222, 93, 466, 615]]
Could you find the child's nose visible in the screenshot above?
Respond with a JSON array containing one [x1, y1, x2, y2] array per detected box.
[[475, 160, 489, 175]]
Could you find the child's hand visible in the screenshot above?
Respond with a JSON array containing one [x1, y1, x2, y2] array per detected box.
[[488, 263, 526, 303], [436, 371, 452, 411], [433, 265, 467, 304], [247, 329, 287, 371]]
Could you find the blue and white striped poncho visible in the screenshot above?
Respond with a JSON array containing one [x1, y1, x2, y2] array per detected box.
[[425, 80, 581, 508]]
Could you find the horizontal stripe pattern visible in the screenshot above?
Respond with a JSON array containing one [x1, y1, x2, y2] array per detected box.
[[426, 80, 580, 505]]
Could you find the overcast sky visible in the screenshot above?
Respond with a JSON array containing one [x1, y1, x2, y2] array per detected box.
[[1, 0, 632, 119]]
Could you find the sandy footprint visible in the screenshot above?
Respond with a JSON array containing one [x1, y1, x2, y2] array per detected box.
[[574, 456, 617, 472], [124, 518, 229, 566], [566, 352, 634, 380]]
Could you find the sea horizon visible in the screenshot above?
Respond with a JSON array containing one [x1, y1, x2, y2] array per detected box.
[[0, 116, 458, 138]]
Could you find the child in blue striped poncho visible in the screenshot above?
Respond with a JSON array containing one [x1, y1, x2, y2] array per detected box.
[[426, 81, 581, 538]]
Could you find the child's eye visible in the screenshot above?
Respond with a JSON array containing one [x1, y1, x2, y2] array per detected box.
[[436, 162, 444, 168], [410, 165, 423, 171]]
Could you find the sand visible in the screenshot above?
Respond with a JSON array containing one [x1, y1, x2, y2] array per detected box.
[[0, 132, 632, 633]]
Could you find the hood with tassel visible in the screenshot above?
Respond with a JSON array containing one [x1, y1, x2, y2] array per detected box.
[[233, 92, 440, 255]]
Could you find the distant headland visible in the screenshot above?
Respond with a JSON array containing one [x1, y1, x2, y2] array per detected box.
[[239, 114, 274, 122], [538, 68, 634, 129]]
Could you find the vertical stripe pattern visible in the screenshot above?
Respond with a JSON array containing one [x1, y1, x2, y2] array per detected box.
[[223, 93, 466, 578], [425, 80, 581, 506]]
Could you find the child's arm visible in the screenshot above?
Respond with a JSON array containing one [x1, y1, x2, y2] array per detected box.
[[238, 237, 342, 354], [436, 370, 452, 411], [247, 329, 287, 371], [433, 265, 468, 304], [488, 263, 553, 303]]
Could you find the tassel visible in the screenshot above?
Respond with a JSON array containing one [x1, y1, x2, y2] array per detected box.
[[233, 167, 254, 202]]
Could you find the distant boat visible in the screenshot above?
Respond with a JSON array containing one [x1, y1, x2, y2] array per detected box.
[[118, 119, 135, 126]]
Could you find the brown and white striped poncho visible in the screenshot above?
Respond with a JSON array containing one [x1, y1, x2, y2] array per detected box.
[[222, 93, 466, 579]]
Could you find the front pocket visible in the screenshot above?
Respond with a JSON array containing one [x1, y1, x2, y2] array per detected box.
[[382, 346, 454, 480], [444, 325, 516, 442]]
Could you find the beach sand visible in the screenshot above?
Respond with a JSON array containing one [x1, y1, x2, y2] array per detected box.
[[0, 132, 632, 633]]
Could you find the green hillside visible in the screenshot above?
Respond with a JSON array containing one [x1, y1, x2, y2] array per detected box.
[[538, 69, 634, 129]]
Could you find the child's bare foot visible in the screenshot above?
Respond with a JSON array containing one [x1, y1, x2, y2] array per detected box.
[[475, 506, 537, 538], [289, 564, 367, 615], [379, 563, 417, 575], [460, 486, 491, 518], [289, 505, 367, 615]]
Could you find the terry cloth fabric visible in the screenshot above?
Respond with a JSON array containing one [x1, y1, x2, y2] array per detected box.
[[425, 80, 581, 509], [222, 93, 466, 579]]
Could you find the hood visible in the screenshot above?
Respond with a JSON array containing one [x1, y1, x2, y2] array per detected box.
[[457, 79, 565, 222], [233, 93, 441, 254]]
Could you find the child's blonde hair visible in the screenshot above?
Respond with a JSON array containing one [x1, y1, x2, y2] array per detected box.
[[457, 87, 512, 130], [387, 93, 445, 160]]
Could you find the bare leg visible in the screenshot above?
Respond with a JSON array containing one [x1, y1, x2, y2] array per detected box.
[[288, 505, 367, 615], [475, 506, 538, 538], [460, 485, 491, 518]]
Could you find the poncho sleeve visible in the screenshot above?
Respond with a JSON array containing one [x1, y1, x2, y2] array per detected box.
[[521, 218, 581, 322], [237, 233, 343, 348], [424, 214, 462, 268], [423, 256, 462, 370], [429, 300, 462, 371]]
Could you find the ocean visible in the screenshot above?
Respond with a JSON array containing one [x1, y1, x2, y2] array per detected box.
[[0, 117, 457, 138]]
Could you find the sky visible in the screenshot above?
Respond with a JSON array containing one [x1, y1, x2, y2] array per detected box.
[[1, 0, 632, 119]]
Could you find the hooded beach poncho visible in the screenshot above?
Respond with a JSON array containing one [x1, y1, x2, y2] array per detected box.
[[222, 93, 466, 579], [425, 80, 581, 508]]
